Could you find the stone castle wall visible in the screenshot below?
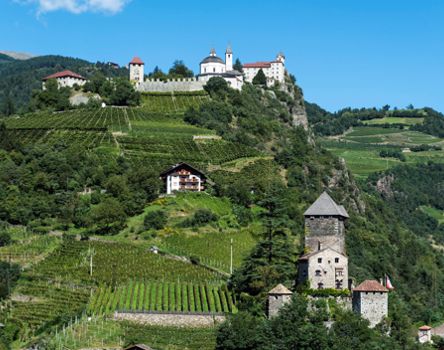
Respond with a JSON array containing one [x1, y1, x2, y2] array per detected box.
[[114, 311, 225, 327], [137, 78, 205, 92], [352, 292, 388, 328]]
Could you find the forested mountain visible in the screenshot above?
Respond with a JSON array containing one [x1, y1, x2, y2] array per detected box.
[[0, 67, 443, 349], [0, 55, 128, 113]]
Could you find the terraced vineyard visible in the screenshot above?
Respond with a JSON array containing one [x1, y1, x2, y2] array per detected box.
[[31, 239, 223, 285], [4, 104, 260, 173], [141, 92, 209, 113], [88, 281, 236, 314], [9, 280, 90, 335]]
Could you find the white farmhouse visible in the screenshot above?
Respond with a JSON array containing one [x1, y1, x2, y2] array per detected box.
[[197, 47, 244, 90], [160, 163, 207, 195], [243, 53, 286, 86], [42, 70, 86, 89]]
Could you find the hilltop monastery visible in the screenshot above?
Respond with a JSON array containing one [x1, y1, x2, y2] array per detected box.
[[129, 46, 286, 92]]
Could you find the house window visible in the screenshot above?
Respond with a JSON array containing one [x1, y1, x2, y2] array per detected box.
[[335, 258, 339, 263], [315, 270, 321, 276], [213, 67, 216, 73], [318, 258, 322, 263]]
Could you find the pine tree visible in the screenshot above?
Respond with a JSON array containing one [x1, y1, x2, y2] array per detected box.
[[252, 69, 267, 85]]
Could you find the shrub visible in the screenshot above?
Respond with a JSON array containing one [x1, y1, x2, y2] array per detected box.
[[0, 231, 11, 247], [181, 209, 218, 228], [143, 210, 168, 230]]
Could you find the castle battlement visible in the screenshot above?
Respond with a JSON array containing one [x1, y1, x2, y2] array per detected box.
[[144, 77, 199, 83]]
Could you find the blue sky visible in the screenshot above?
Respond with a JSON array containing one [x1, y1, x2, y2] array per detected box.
[[1, 0, 444, 112]]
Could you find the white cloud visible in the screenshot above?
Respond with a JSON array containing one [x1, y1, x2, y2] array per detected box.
[[17, 0, 131, 14]]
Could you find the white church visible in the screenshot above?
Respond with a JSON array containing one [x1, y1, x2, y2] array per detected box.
[[129, 46, 287, 92]]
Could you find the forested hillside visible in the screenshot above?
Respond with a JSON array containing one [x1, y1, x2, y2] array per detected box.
[[0, 55, 128, 114], [0, 72, 443, 349]]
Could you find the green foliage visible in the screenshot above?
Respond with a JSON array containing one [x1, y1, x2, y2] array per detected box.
[[204, 77, 230, 97], [233, 58, 243, 73], [379, 149, 406, 162], [181, 208, 219, 227], [143, 210, 168, 230], [0, 231, 11, 247], [108, 78, 140, 106], [252, 69, 267, 85], [30, 79, 71, 111], [0, 261, 20, 300], [168, 60, 194, 78]]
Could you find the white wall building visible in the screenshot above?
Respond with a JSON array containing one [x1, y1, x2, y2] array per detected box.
[[197, 47, 244, 90], [42, 70, 86, 89], [243, 53, 286, 86], [129, 56, 145, 84], [160, 163, 207, 195]]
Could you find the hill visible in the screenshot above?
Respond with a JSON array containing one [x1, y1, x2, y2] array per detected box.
[[0, 51, 35, 60], [0, 77, 444, 349], [0, 55, 127, 113], [0, 54, 15, 64]]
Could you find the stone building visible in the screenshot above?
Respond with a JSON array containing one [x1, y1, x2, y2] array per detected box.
[[298, 192, 349, 290], [243, 53, 286, 86], [268, 284, 293, 318], [42, 70, 86, 89], [124, 344, 154, 350], [129, 57, 145, 84], [298, 247, 348, 290], [160, 162, 207, 195], [352, 280, 388, 328]]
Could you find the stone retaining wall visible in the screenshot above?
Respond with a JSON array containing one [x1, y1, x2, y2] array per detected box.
[[113, 312, 226, 327]]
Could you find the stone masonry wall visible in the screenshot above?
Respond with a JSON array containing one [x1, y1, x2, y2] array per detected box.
[[352, 292, 388, 328], [305, 217, 345, 254], [268, 294, 292, 318], [114, 312, 225, 327], [138, 78, 205, 92]]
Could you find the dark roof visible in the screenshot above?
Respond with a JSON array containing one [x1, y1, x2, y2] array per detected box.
[[353, 280, 388, 293], [304, 192, 349, 218], [198, 70, 242, 78], [160, 162, 206, 178], [299, 247, 346, 261], [200, 55, 225, 65], [130, 57, 144, 65], [42, 70, 85, 81], [124, 345, 154, 350]]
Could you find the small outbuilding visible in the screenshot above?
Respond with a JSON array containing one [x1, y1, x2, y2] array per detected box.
[[352, 280, 388, 328], [160, 162, 207, 195], [124, 344, 155, 350], [418, 325, 432, 344], [268, 284, 293, 318]]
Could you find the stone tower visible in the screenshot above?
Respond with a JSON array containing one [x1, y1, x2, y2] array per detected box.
[[303, 191, 349, 255], [298, 192, 350, 290], [352, 280, 388, 328], [276, 52, 286, 64], [129, 57, 144, 84], [225, 45, 233, 71], [268, 284, 293, 318]]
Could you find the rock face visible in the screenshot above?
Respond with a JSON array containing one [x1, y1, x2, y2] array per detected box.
[[375, 174, 395, 198], [278, 75, 308, 130]]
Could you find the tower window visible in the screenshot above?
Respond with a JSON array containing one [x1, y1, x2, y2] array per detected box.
[[318, 258, 322, 263], [318, 283, 324, 290], [335, 258, 339, 263], [315, 270, 321, 276]]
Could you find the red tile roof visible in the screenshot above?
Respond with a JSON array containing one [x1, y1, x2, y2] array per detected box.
[[42, 70, 85, 81], [353, 280, 388, 293], [243, 61, 272, 69], [130, 56, 144, 65], [419, 325, 432, 331]]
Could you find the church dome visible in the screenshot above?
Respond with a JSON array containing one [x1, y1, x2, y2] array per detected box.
[[200, 55, 224, 65]]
